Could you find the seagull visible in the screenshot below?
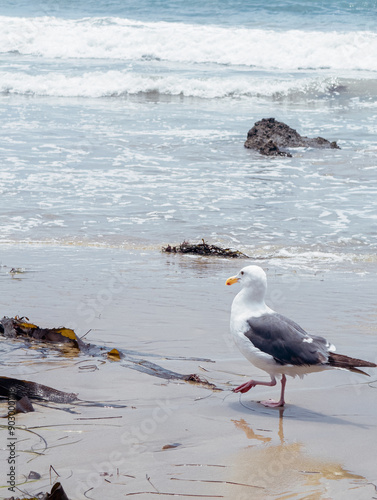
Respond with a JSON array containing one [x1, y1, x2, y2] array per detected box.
[[226, 265, 376, 407]]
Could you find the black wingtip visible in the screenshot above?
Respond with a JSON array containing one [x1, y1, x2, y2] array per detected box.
[[348, 367, 370, 376]]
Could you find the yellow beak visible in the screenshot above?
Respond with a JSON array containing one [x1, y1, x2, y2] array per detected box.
[[225, 275, 239, 286]]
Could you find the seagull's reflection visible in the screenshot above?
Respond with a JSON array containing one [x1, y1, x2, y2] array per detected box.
[[232, 418, 272, 443], [229, 408, 368, 498], [233, 406, 285, 443]]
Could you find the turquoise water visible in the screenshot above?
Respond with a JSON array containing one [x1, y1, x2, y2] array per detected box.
[[1, 0, 376, 30]]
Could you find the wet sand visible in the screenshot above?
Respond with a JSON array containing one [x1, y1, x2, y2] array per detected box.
[[1, 245, 377, 499]]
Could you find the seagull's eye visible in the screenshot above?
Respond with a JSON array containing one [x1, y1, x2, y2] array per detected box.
[[240, 271, 244, 275]]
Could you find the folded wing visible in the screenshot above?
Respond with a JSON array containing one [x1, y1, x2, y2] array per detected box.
[[245, 313, 330, 366]]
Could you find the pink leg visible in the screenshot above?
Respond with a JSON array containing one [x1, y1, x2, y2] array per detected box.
[[233, 375, 277, 394], [260, 374, 287, 408]]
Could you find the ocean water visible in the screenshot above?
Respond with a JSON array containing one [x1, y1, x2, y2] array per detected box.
[[0, 0, 377, 271]]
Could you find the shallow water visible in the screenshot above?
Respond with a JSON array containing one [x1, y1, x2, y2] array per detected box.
[[0, 0, 377, 272], [1, 94, 376, 272]]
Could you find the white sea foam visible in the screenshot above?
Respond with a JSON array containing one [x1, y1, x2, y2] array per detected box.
[[1, 16, 377, 71], [1, 15, 375, 99], [241, 245, 377, 272], [0, 70, 365, 99]]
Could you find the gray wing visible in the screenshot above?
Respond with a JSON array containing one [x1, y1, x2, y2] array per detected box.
[[245, 313, 329, 366]]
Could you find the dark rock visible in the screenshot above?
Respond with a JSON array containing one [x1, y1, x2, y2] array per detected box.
[[244, 118, 340, 156], [259, 139, 292, 157]]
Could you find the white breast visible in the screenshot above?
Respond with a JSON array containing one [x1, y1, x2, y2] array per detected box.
[[230, 293, 277, 374]]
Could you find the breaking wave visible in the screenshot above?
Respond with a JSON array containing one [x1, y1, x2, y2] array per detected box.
[[1, 16, 376, 71]]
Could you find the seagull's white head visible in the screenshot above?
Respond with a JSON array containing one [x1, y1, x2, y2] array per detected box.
[[226, 265, 267, 301]]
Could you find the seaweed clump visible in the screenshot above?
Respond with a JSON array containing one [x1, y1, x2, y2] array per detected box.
[[1, 317, 224, 392], [163, 239, 248, 258], [0, 316, 85, 349]]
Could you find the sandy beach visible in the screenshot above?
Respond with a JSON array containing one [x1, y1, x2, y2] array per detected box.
[[1, 0, 377, 497], [1, 245, 377, 499]]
